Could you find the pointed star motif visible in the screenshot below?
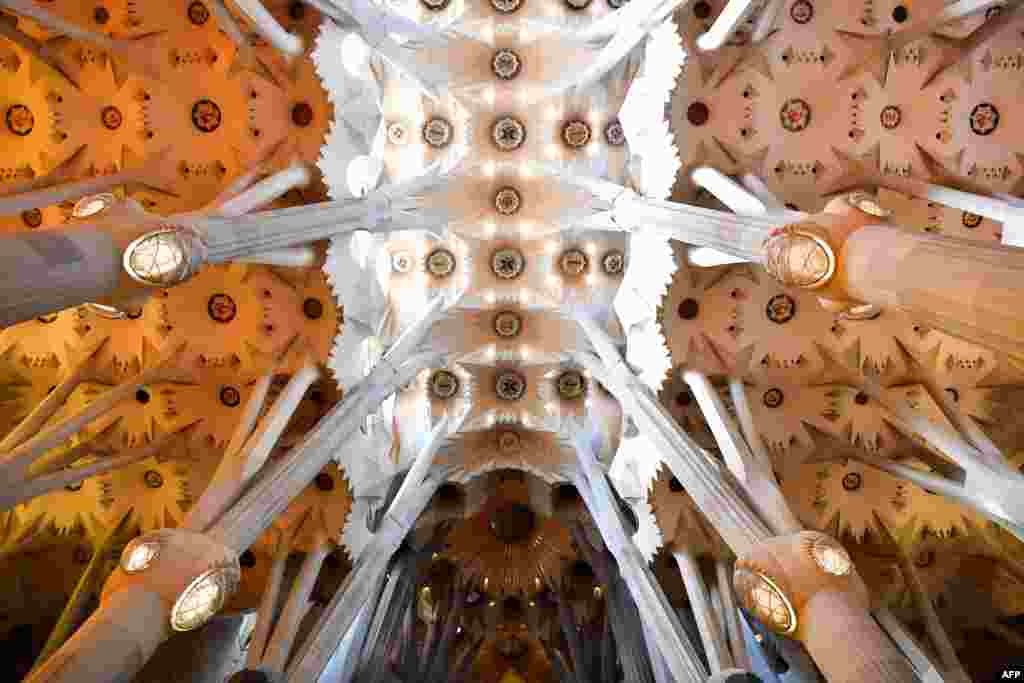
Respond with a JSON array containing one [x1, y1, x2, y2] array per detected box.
[[820, 144, 881, 197]]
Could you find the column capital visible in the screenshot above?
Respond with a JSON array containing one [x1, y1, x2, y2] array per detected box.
[[104, 528, 240, 633], [733, 531, 915, 683], [732, 531, 863, 641]]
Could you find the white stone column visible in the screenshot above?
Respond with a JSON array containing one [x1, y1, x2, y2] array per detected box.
[[844, 364, 1024, 532], [322, 0, 450, 102], [207, 297, 449, 553], [0, 425, 193, 511], [696, 0, 760, 52], [0, 340, 188, 477], [184, 371, 277, 533], [715, 558, 750, 670], [262, 529, 334, 674], [232, 0, 304, 59], [672, 548, 732, 674], [246, 525, 301, 670], [571, 315, 774, 556], [683, 370, 803, 535], [0, 338, 108, 453], [191, 168, 455, 263], [216, 163, 314, 218], [319, 601, 373, 683], [550, 169, 800, 262], [541, 0, 692, 99], [235, 247, 319, 268], [873, 517, 971, 683], [284, 478, 443, 682], [568, 422, 709, 683], [0, 0, 163, 81], [26, 530, 240, 683], [0, 229, 120, 327]]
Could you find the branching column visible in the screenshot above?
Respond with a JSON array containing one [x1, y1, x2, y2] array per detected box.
[[231, 0, 304, 59], [733, 531, 916, 683], [571, 315, 773, 556], [540, 0, 692, 98], [25, 529, 241, 683], [568, 422, 708, 683], [683, 370, 802, 536]]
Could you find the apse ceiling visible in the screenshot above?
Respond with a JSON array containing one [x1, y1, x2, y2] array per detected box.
[[1, 0, 1024, 678]]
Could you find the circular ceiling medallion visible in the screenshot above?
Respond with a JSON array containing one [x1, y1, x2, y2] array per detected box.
[[420, 0, 451, 10], [493, 311, 523, 338], [970, 102, 999, 136], [559, 248, 589, 277], [491, 0, 522, 13], [220, 386, 241, 407], [879, 104, 902, 130], [21, 209, 42, 228], [962, 211, 982, 229], [188, 0, 210, 24], [302, 297, 324, 320], [677, 297, 700, 320], [601, 250, 624, 275], [426, 248, 456, 278], [604, 119, 626, 146], [565, 0, 591, 9], [207, 293, 237, 323], [780, 98, 812, 132], [492, 116, 526, 151], [686, 101, 710, 126], [6, 104, 34, 136], [762, 388, 784, 408], [392, 250, 413, 273], [765, 294, 796, 324], [494, 186, 521, 215], [492, 49, 522, 80], [562, 119, 591, 148], [557, 370, 586, 400], [144, 470, 165, 489], [423, 117, 453, 148], [495, 371, 527, 401], [733, 567, 797, 636], [491, 247, 525, 279], [790, 0, 813, 23], [101, 105, 123, 130], [429, 369, 460, 399], [192, 99, 222, 133], [497, 430, 522, 454], [808, 535, 852, 576], [291, 102, 314, 127], [841, 472, 862, 491], [387, 122, 408, 145], [315, 472, 335, 491], [490, 503, 536, 542]]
